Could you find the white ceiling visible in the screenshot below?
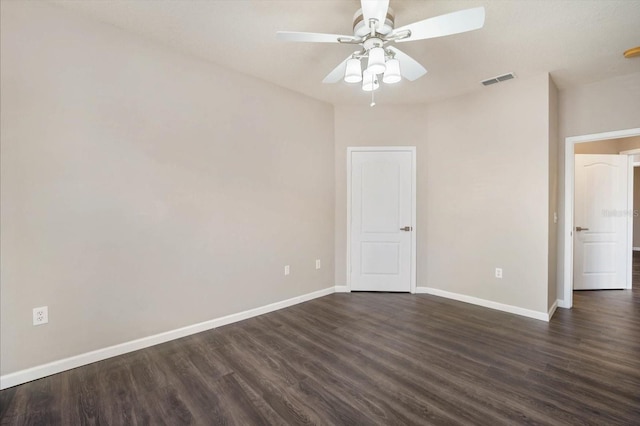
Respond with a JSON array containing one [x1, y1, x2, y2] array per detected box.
[[52, 0, 640, 106]]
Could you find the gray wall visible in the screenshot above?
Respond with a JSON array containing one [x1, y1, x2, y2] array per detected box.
[[335, 73, 555, 314], [1, 1, 335, 375]]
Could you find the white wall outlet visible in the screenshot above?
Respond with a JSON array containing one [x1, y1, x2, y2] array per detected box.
[[495, 268, 503, 279], [33, 306, 48, 326], [315, 259, 321, 270], [284, 265, 290, 276]]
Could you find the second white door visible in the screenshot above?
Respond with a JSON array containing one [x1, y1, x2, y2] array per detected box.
[[349, 149, 414, 292], [574, 154, 629, 290]]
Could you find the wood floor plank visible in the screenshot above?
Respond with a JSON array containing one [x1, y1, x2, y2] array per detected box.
[[272, 308, 510, 425], [66, 362, 109, 425], [98, 355, 153, 425], [267, 324, 461, 424], [278, 347, 423, 425]]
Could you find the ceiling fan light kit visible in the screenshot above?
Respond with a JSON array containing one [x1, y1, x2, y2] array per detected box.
[[344, 58, 363, 83], [366, 45, 387, 75], [277, 1, 486, 102], [383, 58, 402, 84]]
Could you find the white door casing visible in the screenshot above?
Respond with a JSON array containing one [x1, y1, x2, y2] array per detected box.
[[562, 128, 640, 309], [347, 147, 416, 292], [573, 154, 629, 290]]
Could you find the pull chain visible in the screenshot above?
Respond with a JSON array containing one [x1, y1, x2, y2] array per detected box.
[[370, 73, 376, 107]]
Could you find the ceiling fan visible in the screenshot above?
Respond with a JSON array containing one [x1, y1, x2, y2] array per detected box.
[[276, 0, 485, 92]]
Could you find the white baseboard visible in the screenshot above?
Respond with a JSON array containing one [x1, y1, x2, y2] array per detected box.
[[634, 247, 640, 251], [415, 287, 550, 322], [334, 285, 350, 293], [547, 300, 558, 320], [0, 286, 335, 390], [211, 286, 334, 328], [556, 299, 571, 309]]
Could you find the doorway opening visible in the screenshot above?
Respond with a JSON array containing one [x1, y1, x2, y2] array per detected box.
[[563, 128, 640, 308]]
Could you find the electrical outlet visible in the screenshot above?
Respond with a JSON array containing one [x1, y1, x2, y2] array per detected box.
[[315, 259, 321, 270], [284, 265, 290, 276], [495, 268, 503, 279], [33, 306, 48, 326]]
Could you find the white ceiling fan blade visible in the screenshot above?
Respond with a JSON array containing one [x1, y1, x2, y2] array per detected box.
[[322, 53, 359, 83], [361, 0, 390, 30], [388, 46, 427, 81], [276, 31, 352, 43], [394, 7, 485, 42]]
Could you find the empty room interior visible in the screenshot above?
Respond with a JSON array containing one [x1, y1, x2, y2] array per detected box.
[[1, 0, 640, 424]]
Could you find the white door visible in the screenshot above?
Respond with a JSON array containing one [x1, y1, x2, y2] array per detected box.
[[349, 149, 414, 292], [574, 154, 629, 290]]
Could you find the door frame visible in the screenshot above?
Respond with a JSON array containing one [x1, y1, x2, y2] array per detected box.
[[346, 146, 417, 294], [562, 128, 640, 308], [631, 157, 640, 253]]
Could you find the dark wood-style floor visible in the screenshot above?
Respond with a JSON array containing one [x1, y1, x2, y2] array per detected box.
[[2, 287, 639, 425]]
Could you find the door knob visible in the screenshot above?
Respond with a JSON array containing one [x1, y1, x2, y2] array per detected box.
[[576, 226, 589, 231], [400, 226, 413, 231]]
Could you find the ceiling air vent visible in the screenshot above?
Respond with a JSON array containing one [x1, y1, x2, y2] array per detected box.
[[481, 72, 516, 86]]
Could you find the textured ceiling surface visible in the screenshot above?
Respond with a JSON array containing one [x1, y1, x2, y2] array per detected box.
[[52, 0, 640, 105]]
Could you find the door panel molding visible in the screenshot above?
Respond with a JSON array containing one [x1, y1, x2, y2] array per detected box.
[[347, 147, 417, 293]]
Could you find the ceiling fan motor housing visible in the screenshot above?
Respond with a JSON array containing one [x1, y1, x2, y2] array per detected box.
[[353, 7, 395, 37]]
